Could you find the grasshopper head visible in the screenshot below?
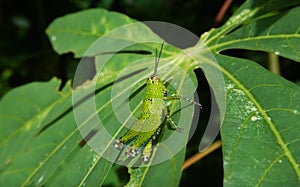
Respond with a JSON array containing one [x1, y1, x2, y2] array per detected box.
[[149, 75, 161, 84]]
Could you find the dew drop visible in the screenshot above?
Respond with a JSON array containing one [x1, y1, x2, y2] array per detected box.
[[92, 153, 100, 163], [274, 51, 280, 55], [251, 116, 261, 121], [224, 178, 229, 184], [93, 156, 97, 162], [233, 88, 244, 95], [51, 36, 57, 41], [224, 160, 229, 167], [225, 84, 234, 90], [278, 159, 282, 163], [37, 176, 44, 185]]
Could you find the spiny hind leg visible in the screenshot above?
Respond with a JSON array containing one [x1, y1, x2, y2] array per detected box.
[[114, 120, 145, 150], [141, 138, 153, 164], [141, 126, 162, 163]]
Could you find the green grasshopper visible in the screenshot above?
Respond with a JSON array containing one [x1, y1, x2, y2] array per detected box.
[[114, 42, 201, 164]]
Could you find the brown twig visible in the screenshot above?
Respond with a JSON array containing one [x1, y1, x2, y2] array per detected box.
[[213, 0, 233, 27], [182, 140, 222, 170]]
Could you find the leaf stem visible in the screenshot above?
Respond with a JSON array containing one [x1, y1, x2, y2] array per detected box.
[[267, 53, 281, 75], [213, 0, 233, 27], [182, 140, 222, 170]]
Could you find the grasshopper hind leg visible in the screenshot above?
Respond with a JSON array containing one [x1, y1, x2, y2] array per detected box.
[[141, 126, 162, 164], [141, 139, 153, 164], [125, 129, 156, 159], [114, 128, 140, 150]]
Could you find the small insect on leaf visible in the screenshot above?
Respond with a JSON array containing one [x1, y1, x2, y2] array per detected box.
[[113, 42, 201, 164]]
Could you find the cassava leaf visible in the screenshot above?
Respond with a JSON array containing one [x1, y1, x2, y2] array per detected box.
[[46, 9, 136, 58], [46, 9, 162, 58], [216, 6, 300, 62], [193, 0, 300, 185], [1, 9, 198, 187], [2, 1, 300, 186], [126, 149, 185, 187], [0, 79, 114, 186], [216, 55, 300, 186]]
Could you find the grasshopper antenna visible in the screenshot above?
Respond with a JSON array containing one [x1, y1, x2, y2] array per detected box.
[[153, 41, 164, 76]]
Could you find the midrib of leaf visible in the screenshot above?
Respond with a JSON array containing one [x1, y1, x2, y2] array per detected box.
[[256, 153, 286, 186], [77, 153, 112, 187], [211, 34, 300, 53], [197, 55, 300, 181]]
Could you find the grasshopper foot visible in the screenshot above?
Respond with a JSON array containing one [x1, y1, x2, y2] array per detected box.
[[126, 147, 138, 158], [113, 140, 124, 150]]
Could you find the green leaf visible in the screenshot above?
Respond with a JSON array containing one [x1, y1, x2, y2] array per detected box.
[[216, 54, 300, 186], [2, 8, 198, 187], [0, 79, 113, 186], [126, 149, 184, 187], [224, 0, 300, 27], [3, 2, 300, 186], [195, 1, 300, 185], [202, 0, 300, 58], [46, 8, 137, 58], [102, 165, 121, 186], [216, 6, 300, 62]]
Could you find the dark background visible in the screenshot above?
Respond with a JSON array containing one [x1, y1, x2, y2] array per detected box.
[[1, 0, 299, 186], [0, 0, 247, 96]]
